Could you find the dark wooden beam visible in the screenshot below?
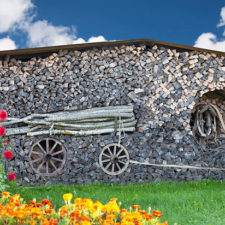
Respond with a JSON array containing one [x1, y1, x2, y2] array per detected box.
[[0, 39, 225, 60]]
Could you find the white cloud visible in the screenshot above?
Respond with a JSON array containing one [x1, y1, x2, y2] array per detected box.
[[194, 6, 225, 52], [0, 0, 33, 33], [217, 6, 225, 27], [0, 0, 107, 49], [0, 37, 16, 50], [72, 35, 107, 45], [72, 38, 86, 44], [88, 35, 107, 43], [24, 20, 107, 47], [25, 20, 77, 47], [194, 33, 225, 52]]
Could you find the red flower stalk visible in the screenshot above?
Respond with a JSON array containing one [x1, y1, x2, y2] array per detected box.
[[0, 127, 5, 136], [8, 172, 16, 181], [0, 110, 7, 121], [3, 151, 13, 160]]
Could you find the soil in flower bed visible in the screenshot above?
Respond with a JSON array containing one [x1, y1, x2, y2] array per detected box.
[[8, 180, 225, 225]]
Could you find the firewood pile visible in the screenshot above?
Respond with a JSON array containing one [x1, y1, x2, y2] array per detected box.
[[1, 106, 136, 137]]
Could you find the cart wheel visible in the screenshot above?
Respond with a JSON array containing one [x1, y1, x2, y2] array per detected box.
[[196, 107, 215, 137], [29, 138, 67, 176], [99, 143, 129, 175]]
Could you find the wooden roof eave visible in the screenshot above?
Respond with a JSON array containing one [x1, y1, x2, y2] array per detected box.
[[0, 38, 224, 61]]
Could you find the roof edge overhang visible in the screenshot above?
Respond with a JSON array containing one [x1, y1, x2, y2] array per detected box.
[[0, 38, 225, 60]]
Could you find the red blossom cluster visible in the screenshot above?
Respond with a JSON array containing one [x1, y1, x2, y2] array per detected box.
[[8, 172, 16, 181], [0, 110, 7, 121], [0, 110, 16, 181], [3, 151, 13, 160], [0, 126, 5, 136]]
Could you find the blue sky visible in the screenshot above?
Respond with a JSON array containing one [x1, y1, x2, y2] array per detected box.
[[0, 0, 225, 51]]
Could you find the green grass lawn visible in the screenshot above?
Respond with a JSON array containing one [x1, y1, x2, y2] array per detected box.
[[8, 180, 225, 225]]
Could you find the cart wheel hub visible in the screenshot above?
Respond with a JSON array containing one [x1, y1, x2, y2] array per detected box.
[[45, 154, 52, 161], [111, 156, 118, 164]]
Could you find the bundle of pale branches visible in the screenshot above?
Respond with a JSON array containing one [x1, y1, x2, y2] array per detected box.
[[1, 106, 136, 137]]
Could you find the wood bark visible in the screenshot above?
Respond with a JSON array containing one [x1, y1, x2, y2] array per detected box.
[[1, 106, 136, 136]]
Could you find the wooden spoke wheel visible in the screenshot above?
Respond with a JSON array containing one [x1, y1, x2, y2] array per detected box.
[[99, 143, 129, 176], [29, 138, 67, 176], [196, 105, 216, 138]]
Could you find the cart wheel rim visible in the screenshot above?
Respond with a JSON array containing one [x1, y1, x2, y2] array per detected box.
[[196, 105, 216, 138], [29, 138, 67, 176], [99, 143, 129, 175]]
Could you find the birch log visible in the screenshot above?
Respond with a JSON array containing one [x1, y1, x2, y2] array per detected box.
[[27, 127, 135, 137], [1, 105, 136, 136]]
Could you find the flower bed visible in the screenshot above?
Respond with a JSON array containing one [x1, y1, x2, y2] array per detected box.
[[0, 192, 168, 225]]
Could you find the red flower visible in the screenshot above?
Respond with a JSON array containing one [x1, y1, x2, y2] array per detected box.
[[41, 199, 53, 208], [153, 210, 162, 218], [0, 110, 7, 121], [3, 140, 8, 145], [0, 127, 5, 136], [49, 219, 58, 225], [3, 151, 13, 160], [132, 205, 140, 210], [8, 172, 16, 181]]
